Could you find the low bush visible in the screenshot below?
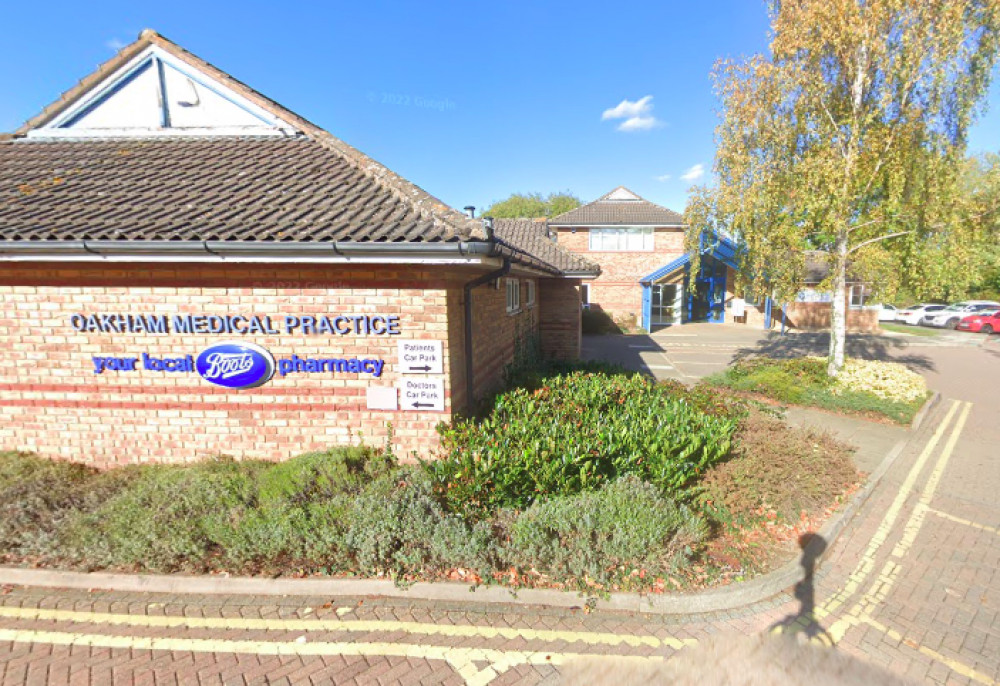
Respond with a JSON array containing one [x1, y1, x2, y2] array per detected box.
[[701, 412, 859, 525], [833, 358, 927, 404], [64, 458, 267, 571], [429, 369, 744, 517], [346, 466, 499, 579], [64, 447, 398, 573], [0, 453, 134, 558], [710, 356, 927, 423], [507, 476, 707, 589]]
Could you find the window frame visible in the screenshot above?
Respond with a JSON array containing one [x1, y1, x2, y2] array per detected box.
[[588, 227, 654, 252], [505, 278, 521, 315], [580, 283, 591, 310], [849, 284, 866, 308], [525, 280, 536, 308]]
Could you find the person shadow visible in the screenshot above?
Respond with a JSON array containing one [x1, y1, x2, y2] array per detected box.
[[770, 532, 834, 646]]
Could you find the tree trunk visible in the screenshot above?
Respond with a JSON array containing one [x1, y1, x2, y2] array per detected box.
[[828, 232, 849, 377]]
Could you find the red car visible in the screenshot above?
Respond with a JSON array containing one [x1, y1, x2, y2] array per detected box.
[[957, 309, 1000, 334]]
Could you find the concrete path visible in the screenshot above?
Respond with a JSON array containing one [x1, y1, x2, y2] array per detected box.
[[0, 340, 997, 684]]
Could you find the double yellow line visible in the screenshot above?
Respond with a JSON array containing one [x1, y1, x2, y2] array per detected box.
[[813, 400, 993, 684]]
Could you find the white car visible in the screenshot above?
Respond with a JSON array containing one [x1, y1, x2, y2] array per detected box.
[[895, 304, 946, 326], [921, 301, 1000, 329], [875, 304, 898, 322]]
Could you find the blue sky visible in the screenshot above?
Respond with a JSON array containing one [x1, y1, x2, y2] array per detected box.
[[1, 0, 998, 214]]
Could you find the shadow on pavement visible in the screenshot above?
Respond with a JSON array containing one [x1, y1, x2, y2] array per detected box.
[[581, 334, 662, 377], [769, 533, 834, 646], [736, 332, 936, 372]]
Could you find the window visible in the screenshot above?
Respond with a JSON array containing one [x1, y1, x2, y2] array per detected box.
[[588, 227, 654, 251], [850, 284, 865, 308], [525, 280, 536, 308], [505, 279, 521, 314], [580, 283, 590, 309]]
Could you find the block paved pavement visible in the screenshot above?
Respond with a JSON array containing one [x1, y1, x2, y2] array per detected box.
[[1, 344, 998, 684]]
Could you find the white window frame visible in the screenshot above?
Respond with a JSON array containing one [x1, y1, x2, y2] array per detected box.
[[849, 284, 865, 308], [505, 278, 521, 314], [580, 283, 591, 310], [588, 227, 654, 252], [525, 280, 536, 308]]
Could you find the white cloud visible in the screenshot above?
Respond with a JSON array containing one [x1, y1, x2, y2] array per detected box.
[[681, 163, 706, 182], [601, 95, 662, 132], [655, 173, 672, 182], [106, 37, 127, 51]]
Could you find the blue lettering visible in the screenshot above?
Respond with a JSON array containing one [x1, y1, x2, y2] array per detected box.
[[172, 315, 194, 334], [284, 316, 300, 333], [386, 315, 401, 335]]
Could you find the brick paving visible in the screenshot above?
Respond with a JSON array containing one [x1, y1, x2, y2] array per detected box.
[[1, 345, 999, 684]]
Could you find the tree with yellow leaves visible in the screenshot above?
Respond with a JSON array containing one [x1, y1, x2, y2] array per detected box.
[[686, 0, 1000, 375]]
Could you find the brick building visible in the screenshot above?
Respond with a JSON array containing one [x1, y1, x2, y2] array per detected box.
[[0, 31, 598, 467], [549, 188, 878, 333]]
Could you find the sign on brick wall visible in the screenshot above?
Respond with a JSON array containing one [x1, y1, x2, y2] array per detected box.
[[397, 340, 443, 374]]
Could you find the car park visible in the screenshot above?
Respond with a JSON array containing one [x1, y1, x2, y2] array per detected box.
[[895, 304, 946, 326], [957, 309, 1000, 334], [921, 301, 1000, 329]]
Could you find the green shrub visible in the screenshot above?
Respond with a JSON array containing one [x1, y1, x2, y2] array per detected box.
[[507, 476, 706, 588], [722, 357, 833, 403], [429, 370, 743, 517], [711, 356, 925, 424], [64, 458, 267, 571], [257, 446, 395, 505], [345, 466, 498, 578], [0, 453, 134, 557]]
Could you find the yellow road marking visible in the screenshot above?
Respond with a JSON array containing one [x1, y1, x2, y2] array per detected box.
[[859, 616, 998, 686], [825, 401, 972, 653], [0, 605, 691, 650], [816, 400, 959, 622], [926, 508, 1000, 537], [0, 627, 664, 686]]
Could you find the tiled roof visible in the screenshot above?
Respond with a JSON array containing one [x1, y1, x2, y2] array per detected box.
[[549, 186, 684, 227], [0, 29, 487, 246], [492, 219, 600, 275], [0, 137, 481, 243]]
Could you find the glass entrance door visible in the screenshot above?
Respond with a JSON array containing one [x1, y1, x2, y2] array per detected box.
[[651, 284, 682, 326]]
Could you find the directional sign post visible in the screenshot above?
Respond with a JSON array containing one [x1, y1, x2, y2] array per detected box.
[[397, 340, 443, 375], [399, 377, 445, 412]]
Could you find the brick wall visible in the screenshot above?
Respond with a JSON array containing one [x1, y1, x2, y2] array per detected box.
[[539, 278, 581, 360], [461, 273, 541, 408], [783, 302, 879, 332], [0, 262, 549, 467], [554, 227, 684, 324]]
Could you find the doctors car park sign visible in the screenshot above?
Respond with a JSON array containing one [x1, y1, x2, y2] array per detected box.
[[71, 312, 447, 411]]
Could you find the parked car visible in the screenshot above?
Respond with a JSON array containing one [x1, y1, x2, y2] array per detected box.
[[876, 304, 898, 322], [895, 304, 946, 326], [957, 309, 1000, 334], [922, 301, 1000, 329]]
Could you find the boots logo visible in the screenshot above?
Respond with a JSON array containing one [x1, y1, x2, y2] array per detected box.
[[195, 342, 275, 389]]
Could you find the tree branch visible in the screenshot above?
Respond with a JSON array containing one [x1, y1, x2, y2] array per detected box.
[[847, 230, 913, 255]]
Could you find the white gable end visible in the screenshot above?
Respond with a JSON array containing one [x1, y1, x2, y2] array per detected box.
[[602, 187, 642, 201], [29, 46, 299, 138]]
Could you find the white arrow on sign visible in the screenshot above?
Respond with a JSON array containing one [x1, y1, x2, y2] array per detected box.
[[397, 340, 443, 375]]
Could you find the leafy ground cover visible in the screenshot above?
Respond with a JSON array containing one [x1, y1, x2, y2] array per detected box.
[[0, 363, 861, 595], [706, 356, 929, 424]]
